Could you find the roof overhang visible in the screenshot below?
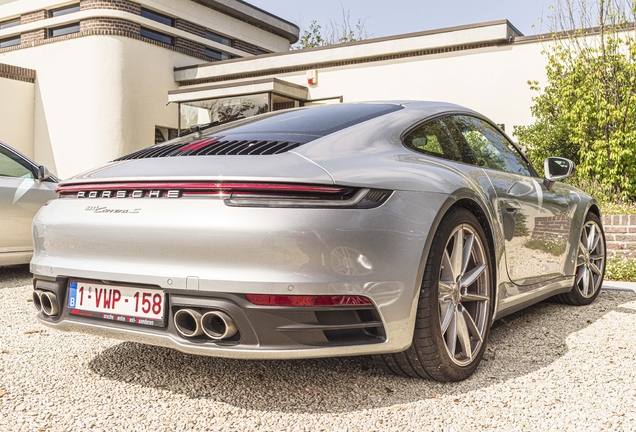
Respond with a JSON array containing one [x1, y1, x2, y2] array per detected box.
[[193, 0, 300, 43], [174, 19, 521, 84], [168, 77, 308, 103]]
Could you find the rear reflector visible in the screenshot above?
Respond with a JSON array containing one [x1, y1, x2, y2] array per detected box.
[[245, 294, 372, 307]]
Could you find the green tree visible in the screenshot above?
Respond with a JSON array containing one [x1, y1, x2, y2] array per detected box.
[[514, 0, 636, 200], [294, 7, 368, 49]]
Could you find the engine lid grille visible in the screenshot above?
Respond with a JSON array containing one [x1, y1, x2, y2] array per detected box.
[[115, 136, 303, 161]]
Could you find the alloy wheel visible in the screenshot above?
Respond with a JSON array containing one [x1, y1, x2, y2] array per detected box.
[[438, 224, 490, 367], [576, 221, 605, 298]]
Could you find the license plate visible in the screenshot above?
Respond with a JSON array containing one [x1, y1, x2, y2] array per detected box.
[[67, 281, 165, 327]]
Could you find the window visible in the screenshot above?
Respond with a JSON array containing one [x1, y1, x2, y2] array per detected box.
[[205, 48, 230, 61], [0, 148, 34, 179], [272, 94, 299, 111], [403, 117, 469, 162], [140, 27, 174, 45], [256, 49, 269, 56], [180, 94, 270, 133], [205, 31, 230, 46], [50, 4, 80, 18], [140, 8, 174, 26], [452, 116, 532, 176], [155, 127, 178, 144], [0, 36, 20, 48], [50, 23, 80, 37], [0, 18, 20, 29]]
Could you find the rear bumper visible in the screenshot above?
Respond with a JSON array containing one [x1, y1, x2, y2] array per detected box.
[[31, 190, 449, 357], [34, 277, 411, 358]]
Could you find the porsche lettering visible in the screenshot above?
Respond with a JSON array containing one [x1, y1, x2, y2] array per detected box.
[[76, 190, 181, 198]]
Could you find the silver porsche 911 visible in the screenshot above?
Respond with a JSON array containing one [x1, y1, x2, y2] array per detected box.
[[31, 102, 606, 382]]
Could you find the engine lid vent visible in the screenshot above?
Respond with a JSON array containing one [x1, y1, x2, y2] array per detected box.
[[115, 137, 303, 161]]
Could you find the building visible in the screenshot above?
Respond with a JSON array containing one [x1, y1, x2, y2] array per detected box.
[[0, 0, 298, 178], [170, 20, 553, 139], [1, 1, 561, 179]]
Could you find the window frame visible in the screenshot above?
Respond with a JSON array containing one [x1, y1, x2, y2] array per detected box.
[[49, 4, 80, 18], [0, 36, 20, 48], [205, 48, 230, 61], [448, 114, 539, 178], [140, 27, 174, 45], [401, 112, 539, 177], [49, 22, 80, 38], [140, 7, 174, 27], [205, 30, 231, 47], [0, 144, 37, 179], [400, 114, 476, 165], [0, 18, 20, 30]]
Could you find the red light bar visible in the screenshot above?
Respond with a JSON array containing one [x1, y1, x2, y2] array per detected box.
[[178, 137, 220, 152], [245, 294, 372, 307], [56, 182, 346, 194]]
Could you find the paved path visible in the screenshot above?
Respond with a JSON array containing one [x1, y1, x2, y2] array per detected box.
[[603, 280, 636, 293]]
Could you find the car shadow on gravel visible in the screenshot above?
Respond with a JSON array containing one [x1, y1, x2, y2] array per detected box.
[[0, 264, 32, 289], [88, 291, 635, 413]]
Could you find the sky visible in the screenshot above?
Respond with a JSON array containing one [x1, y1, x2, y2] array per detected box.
[[247, 0, 557, 41]]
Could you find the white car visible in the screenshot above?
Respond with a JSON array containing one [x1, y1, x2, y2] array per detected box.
[[0, 141, 58, 266]]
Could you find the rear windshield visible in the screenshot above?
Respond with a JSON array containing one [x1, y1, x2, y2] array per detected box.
[[217, 103, 403, 137]]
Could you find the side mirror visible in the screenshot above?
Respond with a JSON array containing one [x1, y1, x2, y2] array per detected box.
[[36, 165, 51, 181], [543, 157, 575, 190]]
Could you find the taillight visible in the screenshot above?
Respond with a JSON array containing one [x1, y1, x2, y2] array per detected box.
[[56, 182, 392, 209], [245, 294, 372, 307], [225, 186, 392, 208]]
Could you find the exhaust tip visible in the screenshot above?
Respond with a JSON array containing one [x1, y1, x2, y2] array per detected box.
[[33, 290, 44, 312], [41, 291, 59, 316], [201, 311, 238, 340], [174, 309, 203, 338]]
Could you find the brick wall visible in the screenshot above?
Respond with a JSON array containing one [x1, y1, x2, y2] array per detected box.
[[175, 37, 206, 57], [21, 10, 47, 24], [80, 18, 140, 35], [603, 215, 636, 257], [0, 63, 36, 83], [1, 1, 268, 61], [21, 29, 47, 45], [175, 19, 205, 38], [80, 0, 141, 14], [233, 39, 259, 55]]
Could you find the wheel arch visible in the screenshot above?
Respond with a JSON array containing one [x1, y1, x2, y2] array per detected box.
[[410, 190, 501, 332], [449, 198, 499, 311], [587, 202, 602, 219]]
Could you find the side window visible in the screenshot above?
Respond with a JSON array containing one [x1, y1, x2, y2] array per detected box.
[[403, 117, 466, 162], [0, 148, 34, 179], [452, 116, 532, 176]]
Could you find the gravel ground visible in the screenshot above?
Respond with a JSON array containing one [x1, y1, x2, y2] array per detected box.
[[1, 265, 635, 431]]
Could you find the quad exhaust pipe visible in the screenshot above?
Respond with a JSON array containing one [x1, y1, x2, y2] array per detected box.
[[173, 309, 203, 338], [201, 311, 238, 340], [33, 290, 59, 317], [173, 309, 237, 340]]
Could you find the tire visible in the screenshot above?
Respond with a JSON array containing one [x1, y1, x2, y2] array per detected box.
[[553, 212, 606, 306], [375, 208, 494, 382]]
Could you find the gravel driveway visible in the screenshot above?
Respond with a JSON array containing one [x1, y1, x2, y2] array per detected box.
[[1, 265, 635, 431]]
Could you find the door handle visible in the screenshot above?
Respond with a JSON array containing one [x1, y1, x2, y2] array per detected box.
[[503, 200, 521, 212]]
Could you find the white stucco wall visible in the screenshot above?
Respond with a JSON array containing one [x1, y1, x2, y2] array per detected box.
[[253, 40, 549, 135], [0, 77, 34, 157], [173, 18, 554, 137], [0, 36, 204, 178]]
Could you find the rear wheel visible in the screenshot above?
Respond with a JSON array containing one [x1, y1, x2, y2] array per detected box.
[[375, 208, 493, 381], [554, 212, 606, 305]]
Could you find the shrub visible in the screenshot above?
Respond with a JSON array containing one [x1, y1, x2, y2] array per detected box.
[[605, 255, 636, 282]]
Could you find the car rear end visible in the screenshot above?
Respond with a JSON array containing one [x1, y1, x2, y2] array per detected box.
[[31, 103, 446, 359]]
